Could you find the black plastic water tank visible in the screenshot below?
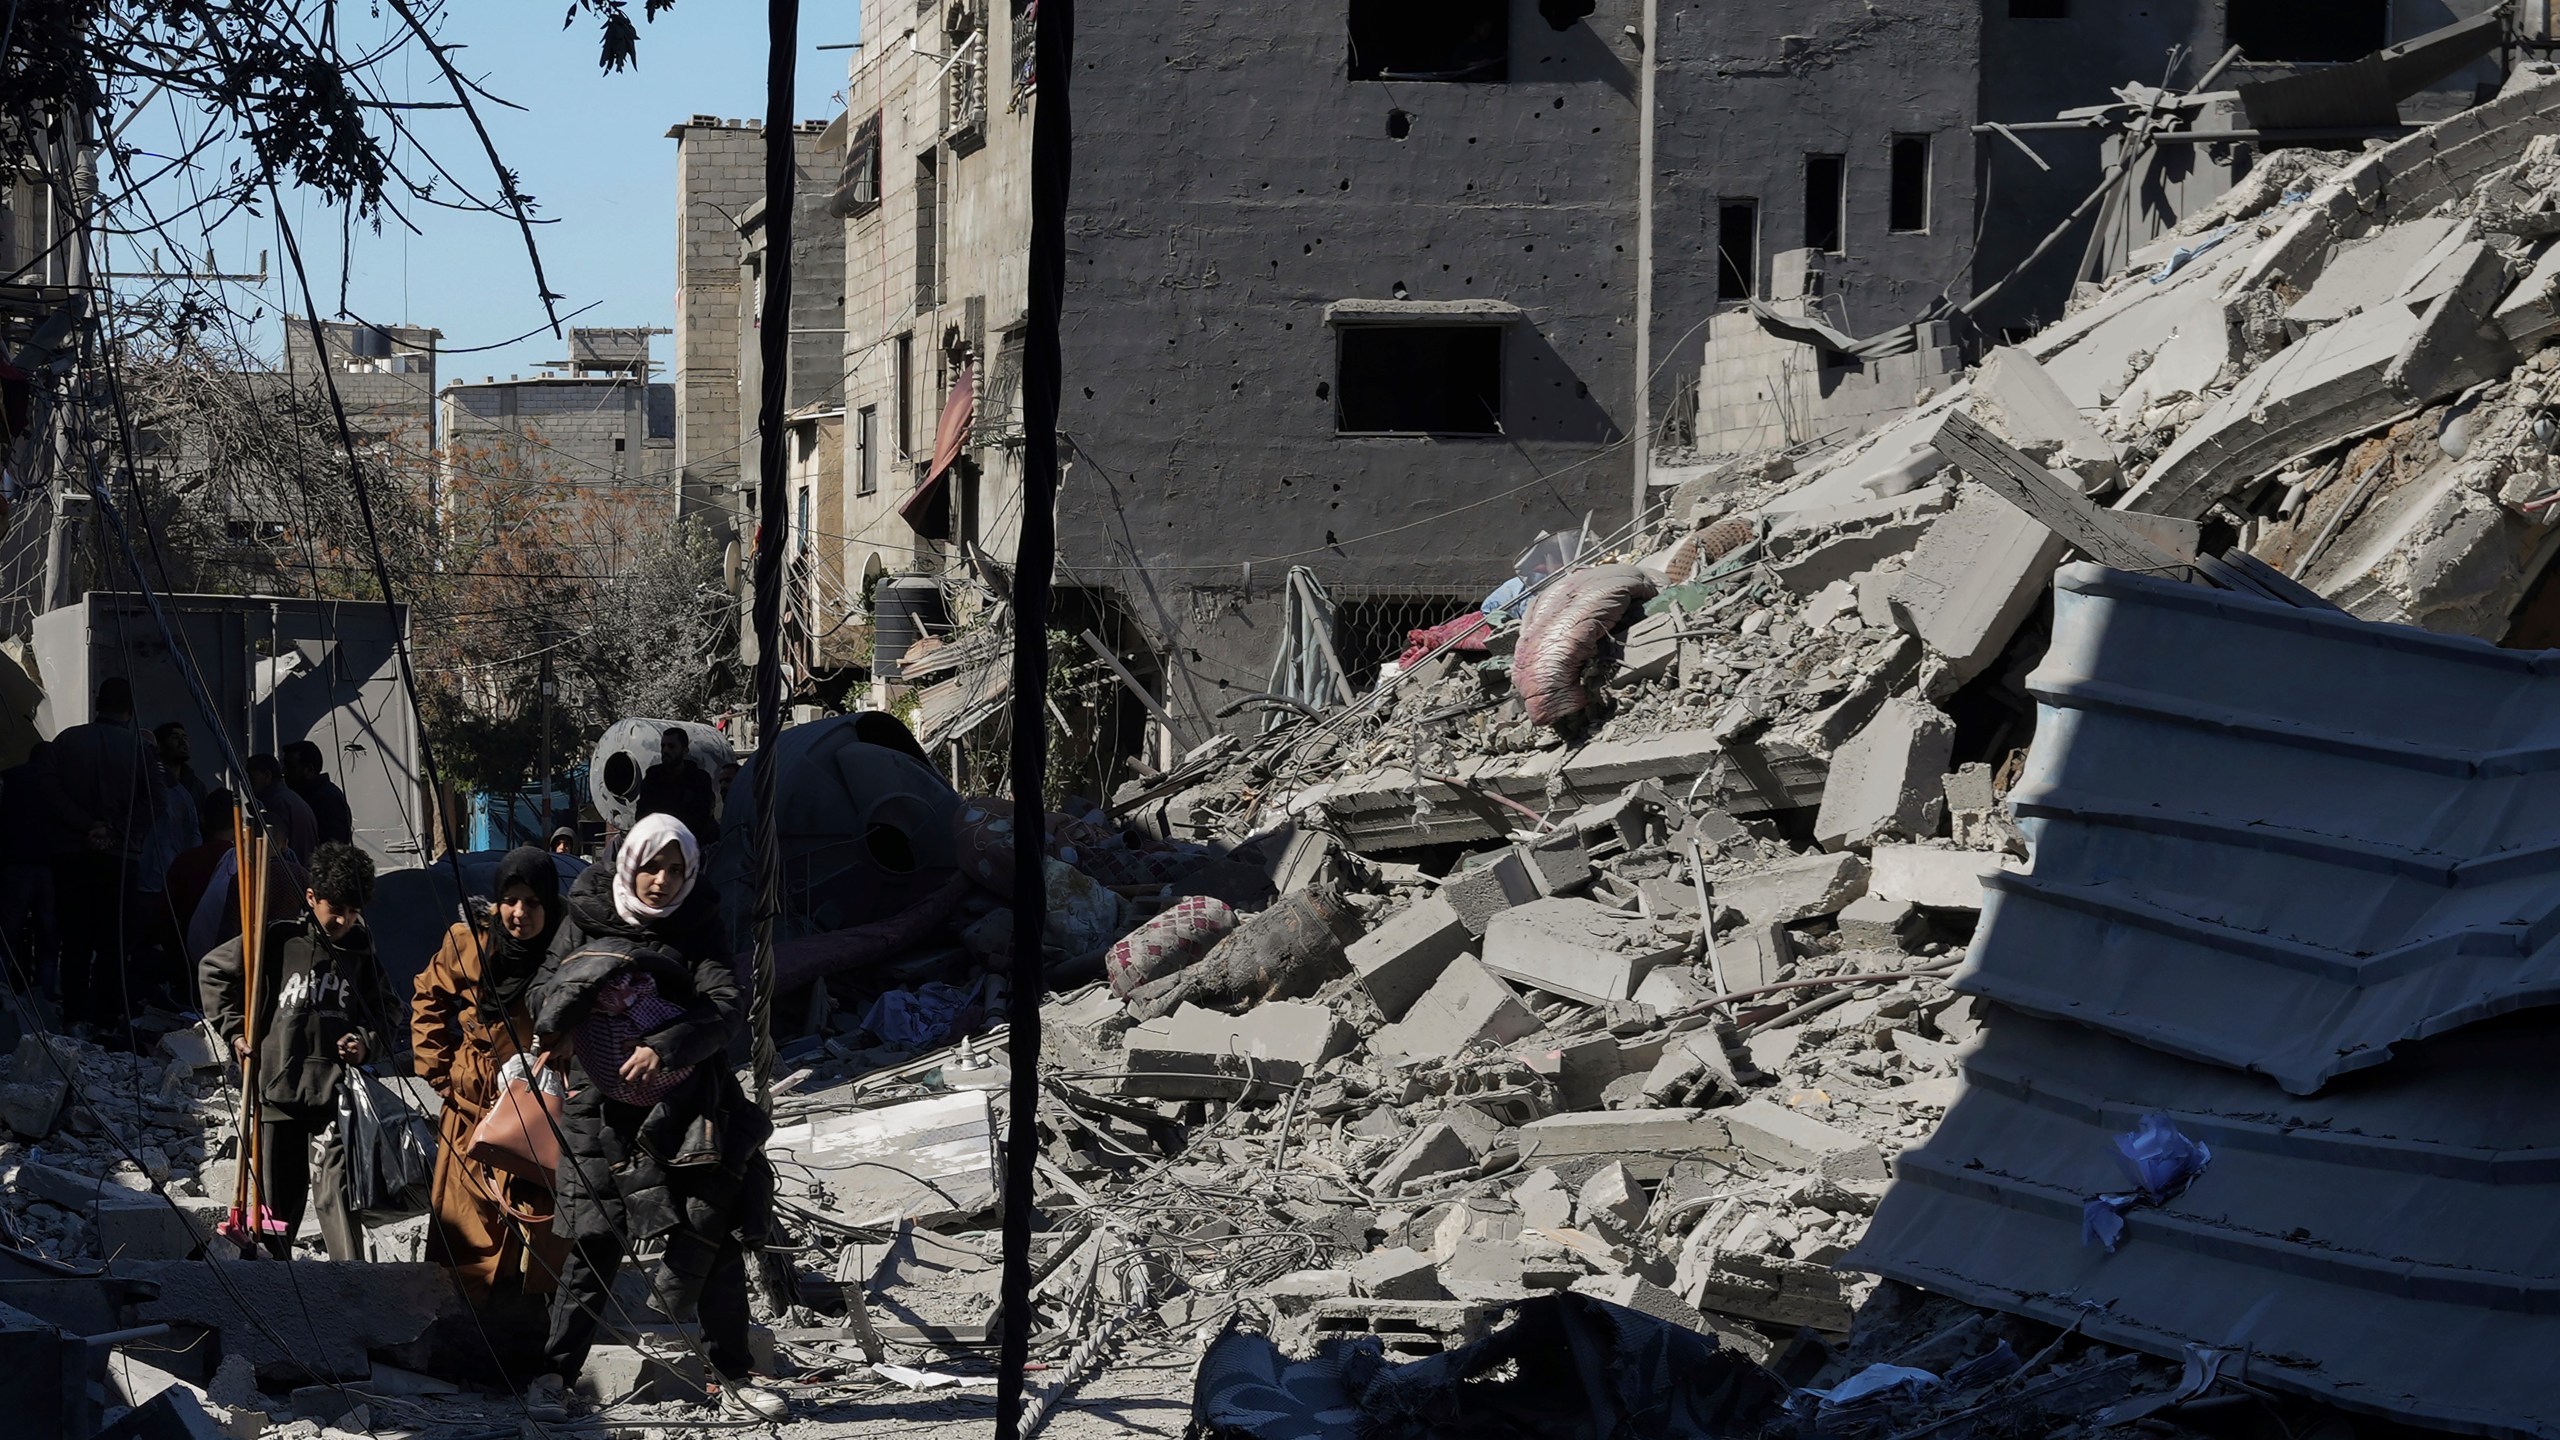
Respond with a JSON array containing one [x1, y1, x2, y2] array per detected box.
[[871, 577, 949, 680]]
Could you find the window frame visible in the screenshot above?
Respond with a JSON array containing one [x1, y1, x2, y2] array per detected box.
[[1331, 322, 1508, 437], [856, 405, 879, 496], [1716, 200, 1760, 302], [1888, 135, 1932, 234], [1803, 154, 1846, 256], [1347, 0, 1510, 83]]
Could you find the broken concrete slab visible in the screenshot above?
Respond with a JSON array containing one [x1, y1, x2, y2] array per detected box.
[[1348, 895, 1472, 1021], [1718, 1099, 1890, 1182], [1571, 1273, 1773, 1363], [1125, 1001, 1349, 1102], [1554, 730, 1828, 816], [1373, 1109, 1508, 1195], [1576, 1161, 1649, 1235], [1888, 486, 2069, 696], [1483, 898, 1684, 1005], [1439, 849, 1539, 937], [1710, 920, 1792, 991], [1717, 852, 1869, 925], [1514, 828, 1593, 898], [1867, 844, 2022, 911], [14, 1161, 201, 1260], [1971, 347, 2120, 491], [1837, 893, 1919, 949], [2286, 216, 2466, 324], [1813, 697, 1956, 853], [116, 1260, 456, 1386], [1370, 954, 1542, 1062], [1618, 611, 1680, 682], [1513, 1168, 1574, 1232], [2129, 302, 2422, 518], [1515, 1109, 1731, 1177], [765, 1088, 998, 1229], [1350, 1247, 1450, 1302], [1633, 964, 1717, 1013]]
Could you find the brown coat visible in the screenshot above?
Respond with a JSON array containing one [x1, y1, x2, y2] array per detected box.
[[411, 920, 569, 1295]]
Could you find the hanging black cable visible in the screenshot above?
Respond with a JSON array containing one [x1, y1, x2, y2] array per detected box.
[[749, 0, 801, 1107], [999, 0, 1071, 1432]]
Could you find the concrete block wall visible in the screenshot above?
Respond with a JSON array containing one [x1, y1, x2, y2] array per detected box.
[[1694, 308, 1960, 456]]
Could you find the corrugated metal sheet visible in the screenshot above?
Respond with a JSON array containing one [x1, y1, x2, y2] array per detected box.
[[1849, 1008, 2560, 1440], [1972, 564, 2560, 1096], [1853, 561, 2560, 1438]]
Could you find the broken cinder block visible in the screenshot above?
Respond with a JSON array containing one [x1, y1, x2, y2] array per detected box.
[[1717, 852, 1869, 925], [1483, 898, 1684, 1005], [1867, 844, 2020, 911], [1717, 1099, 1890, 1183], [1813, 697, 1956, 852], [1347, 895, 1471, 1021], [1440, 849, 1539, 937], [1122, 1001, 1348, 1103], [1370, 955, 1542, 1062]]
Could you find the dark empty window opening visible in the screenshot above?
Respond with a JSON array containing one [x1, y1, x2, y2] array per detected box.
[[1349, 0, 1507, 82], [1804, 155, 1845, 255], [1537, 0, 1595, 30], [2229, 0, 2388, 64], [2008, 0, 2068, 17], [1717, 202, 1759, 301], [915, 151, 940, 309], [1335, 325, 1503, 434], [1889, 136, 1931, 233]]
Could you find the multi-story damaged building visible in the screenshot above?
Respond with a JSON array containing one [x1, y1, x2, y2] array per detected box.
[[438, 329, 677, 495], [720, 0, 2528, 757], [282, 316, 440, 449], [668, 117, 843, 529]]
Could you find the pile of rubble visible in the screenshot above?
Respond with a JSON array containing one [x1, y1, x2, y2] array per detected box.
[[27, 51, 2560, 1440]]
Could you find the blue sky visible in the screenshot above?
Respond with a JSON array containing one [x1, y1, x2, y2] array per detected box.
[[108, 2, 860, 382]]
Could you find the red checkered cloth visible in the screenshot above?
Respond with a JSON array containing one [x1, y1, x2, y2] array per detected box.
[[1105, 895, 1240, 997]]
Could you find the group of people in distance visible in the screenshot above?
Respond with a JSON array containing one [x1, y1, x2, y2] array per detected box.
[[0, 678, 356, 1045], [51, 701, 790, 1421]]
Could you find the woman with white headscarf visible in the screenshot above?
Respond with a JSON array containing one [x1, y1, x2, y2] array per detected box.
[[520, 814, 789, 1422]]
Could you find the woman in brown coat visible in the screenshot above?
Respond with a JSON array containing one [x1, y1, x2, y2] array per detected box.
[[412, 847, 574, 1298]]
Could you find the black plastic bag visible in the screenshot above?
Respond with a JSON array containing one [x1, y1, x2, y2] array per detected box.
[[338, 1068, 436, 1210]]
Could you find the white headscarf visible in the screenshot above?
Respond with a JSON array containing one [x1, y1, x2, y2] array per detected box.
[[614, 812, 701, 926]]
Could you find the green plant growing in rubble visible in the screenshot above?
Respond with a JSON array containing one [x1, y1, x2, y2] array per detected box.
[[952, 625, 1113, 809]]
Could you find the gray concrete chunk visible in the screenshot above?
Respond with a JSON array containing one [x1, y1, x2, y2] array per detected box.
[[1123, 1001, 1348, 1102], [1441, 849, 1539, 937], [1718, 852, 1869, 925], [1718, 1098, 1890, 1182], [1889, 487, 2068, 695], [1867, 844, 2020, 910], [1348, 895, 1471, 1021], [1813, 697, 1956, 852], [1370, 955, 1542, 1062], [1483, 898, 1684, 1004]]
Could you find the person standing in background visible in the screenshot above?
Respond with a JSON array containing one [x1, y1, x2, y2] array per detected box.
[[284, 741, 354, 850], [49, 679, 163, 1039], [246, 753, 318, 866], [633, 728, 719, 845], [0, 742, 62, 997]]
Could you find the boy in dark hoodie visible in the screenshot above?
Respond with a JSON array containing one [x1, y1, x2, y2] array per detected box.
[[199, 842, 388, 1260]]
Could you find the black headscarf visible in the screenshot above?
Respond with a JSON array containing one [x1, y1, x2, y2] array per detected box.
[[480, 846, 564, 1026]]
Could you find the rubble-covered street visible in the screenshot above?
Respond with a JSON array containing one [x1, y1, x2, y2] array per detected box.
[[15, 3, 2560, 1439]]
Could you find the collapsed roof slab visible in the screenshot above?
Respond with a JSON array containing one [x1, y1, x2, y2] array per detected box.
[[1971, 563, 2560, 1095], [2240, 68, 2560, 299], [1848, 1005, 2560, 1440]]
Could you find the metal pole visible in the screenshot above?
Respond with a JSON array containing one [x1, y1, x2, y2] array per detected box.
[[1630, 0, 1658, 534]]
